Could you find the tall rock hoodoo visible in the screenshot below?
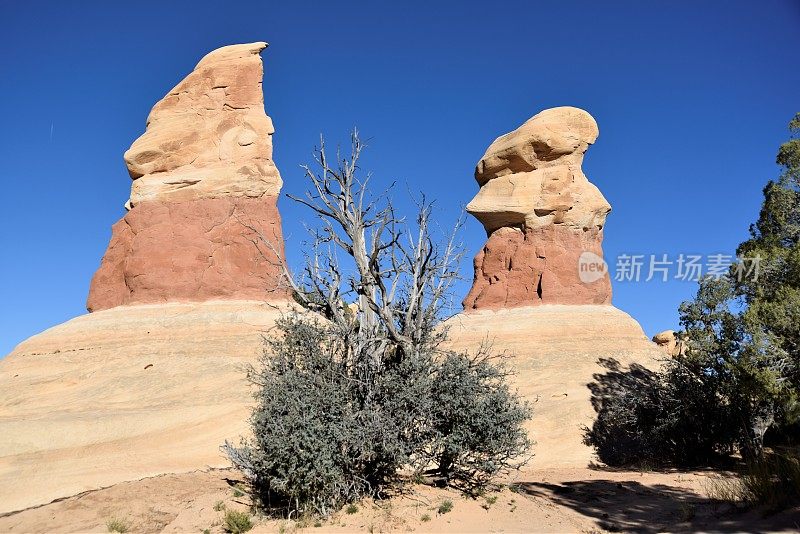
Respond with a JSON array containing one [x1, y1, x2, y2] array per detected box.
[[87, 42, 287, 311], [464, 107, 612, 310], [445, 107, 661, 468], [0, 43, 292, 515]]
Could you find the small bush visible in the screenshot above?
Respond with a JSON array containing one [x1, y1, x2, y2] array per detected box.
[[583, 358, 733, 466], [106, 517, 129, 533], [420, 513, 431, 522], [224, 135, 531, 518], [224, 318, 531, 517], [427, 351, 531, 488], [223, 509, 253, 534], [345, 504, 358, 515], [741, 451, 800, 510], [214, 500, 226, 512], [437, 500, 453, 514]]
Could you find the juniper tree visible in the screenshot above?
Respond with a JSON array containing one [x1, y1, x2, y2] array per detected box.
[[224, 132, 531, 516]]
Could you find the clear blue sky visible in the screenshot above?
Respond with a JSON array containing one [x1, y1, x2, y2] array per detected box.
[[1, 0, 798, 356]]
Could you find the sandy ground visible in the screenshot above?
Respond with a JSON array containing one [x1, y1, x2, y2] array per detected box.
[[1, 467, 798, 533]]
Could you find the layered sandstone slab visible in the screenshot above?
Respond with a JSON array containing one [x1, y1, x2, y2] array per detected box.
[[465, 107, 611, 310], [443, 306, 663, 469], [0, 300, 294, 515], [87, 42, 288, 312]]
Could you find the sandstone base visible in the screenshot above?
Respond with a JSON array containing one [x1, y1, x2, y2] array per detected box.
[[443, 305, 662, 470], [0, 300, 293, 514], [87, 196, 288, 312], [463, 226, 612, 311]]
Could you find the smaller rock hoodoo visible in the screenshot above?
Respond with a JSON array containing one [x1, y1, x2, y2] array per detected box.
[[464, 106, 613, 310]]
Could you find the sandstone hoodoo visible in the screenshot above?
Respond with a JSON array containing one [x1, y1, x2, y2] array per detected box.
[[87, 42, 287, 312], [445, 106, 661, 468], [463, 106, 612, 310], [0, 43, 294, 515]]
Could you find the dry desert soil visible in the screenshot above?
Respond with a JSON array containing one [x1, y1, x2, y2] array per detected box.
[[1, 467, 798, 533]]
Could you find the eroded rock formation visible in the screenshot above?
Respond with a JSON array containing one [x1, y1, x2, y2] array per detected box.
[[652, 330, 687, 357], [463, 107, 612, 310], [87, 42, 287, 311]]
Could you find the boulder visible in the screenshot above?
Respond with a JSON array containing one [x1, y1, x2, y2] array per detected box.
[[124, 42, 281, 206], [652, 329, 687, 357]]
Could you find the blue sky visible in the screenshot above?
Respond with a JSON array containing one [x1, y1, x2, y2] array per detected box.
[[1, 0, 798, 355]]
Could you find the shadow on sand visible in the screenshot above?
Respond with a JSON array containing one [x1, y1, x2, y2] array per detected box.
[[516, 475, 799, 532]]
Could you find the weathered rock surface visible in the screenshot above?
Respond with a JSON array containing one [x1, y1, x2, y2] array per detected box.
[[443, 305, 662, 468], [87, 42, 288, 312], [465, 107, 612, 310], [125, 42, 281, 207], [652, 329, 687, 357], [0, 301, 295, 514], [87, 196, 284, 311]]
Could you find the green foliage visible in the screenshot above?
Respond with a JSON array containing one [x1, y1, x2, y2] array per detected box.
[[223, 509, 253, 534], [106, 517, 129, 533], [437, 499, 453, 514], [427, 351, 531, 488], [214, 500, 226, 512], [345, 504, 358, 515], [585, 114, 800, 468], [584, 355, 734, 466], [224, 133, 530, 517], [420, 513, 431, 522], [224, 315, 530, 516]]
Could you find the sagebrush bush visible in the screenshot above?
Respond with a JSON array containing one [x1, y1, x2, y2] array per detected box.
[[584, 357, 734, 466], [427, 351, 531, 487], [224, 316, 531, 516], [224, 133, 531, 517]]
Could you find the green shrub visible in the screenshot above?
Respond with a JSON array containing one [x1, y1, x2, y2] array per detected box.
[[223, 509, 253, 533], [437, 500, 453, 514], [225, 316, 531, 516], [427, 351, 531, 487], [345, 503, 358, 514], [106, 517, 129, 533], [583, 356, 734, 466], [223, 133, 531, 517], [585, 115, 800, 468]]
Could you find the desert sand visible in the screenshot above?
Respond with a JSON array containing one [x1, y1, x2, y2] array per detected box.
[[1, 466, 797, 533]]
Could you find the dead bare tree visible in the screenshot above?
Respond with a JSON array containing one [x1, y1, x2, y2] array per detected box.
[[224, 132, 531, 514], [262, 130, 466, 365]]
